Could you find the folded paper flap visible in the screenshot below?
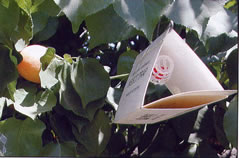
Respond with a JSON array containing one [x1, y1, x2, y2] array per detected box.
[[144, 90, 237, 109]]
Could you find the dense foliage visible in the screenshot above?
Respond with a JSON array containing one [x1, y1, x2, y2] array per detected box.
[[0, 0, 237, 157]]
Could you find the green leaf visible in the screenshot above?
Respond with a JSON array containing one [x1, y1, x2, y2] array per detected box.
[[32, 17, 59, 42], [53, 0, 113, 33], [40, 47, 56, 70], [63, 54, 73, 64], [32, 11, 49, 35], [206, 33, 237, 55], [40, 141, 77, 157], [165, 0, 237, 39], [185, 29, 207, 57], [117, 50, 138, 75], [75, 110, 111, 156], [40, 58, 63, 90], [113, 0, 172, 40], [0, 0, 19, 46], [226, 49, 238, 89], [36, 0, 61, 17], [224, 96, 238, 148], [13, 0, 33, 50], [0, 46, 18, 95], [58, 62, 104, 120], [70, 58, 110, 108], [13, 88, 57, 120], [0, 118, 45, 156], [86, 5, 140, 49]]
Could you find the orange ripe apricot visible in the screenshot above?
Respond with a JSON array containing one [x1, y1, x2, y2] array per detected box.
[[17, 45, 47, 84]]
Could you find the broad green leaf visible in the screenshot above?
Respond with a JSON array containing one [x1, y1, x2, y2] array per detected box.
[[13, 0, 33, 50], [70, 58, 110, 108], [40, 58, 63, 90], [0, 46, 18, 95], [224, 96, 238, 148], [0, 118, 45, 156], [13, 88, 57, 120], [58, 62, 86, 115], [32, 11, 49, 35], [206, 33, 237, 55], [53, 104, 89, 134], [53, 0, 113, 33], [40, 47, 56, 70], [75, 110, 111, 156], [86, 5, 140, 49], [58, 62, 104, 120], [226, 49, 238, 89], [0, 0, 19, 46], [36, 0, 61, 17], [15, 0, 32, 14], [4, 80, 17, 101], [117, 50, 138, 75], [165, 0, 237, 39], [40, 141, 77, 157], [32, 17, 59, 42], [185, 29, 207, 57], [113, 0, 172, 40]]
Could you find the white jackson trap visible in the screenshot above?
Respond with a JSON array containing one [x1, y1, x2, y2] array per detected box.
[[114, 23, 237, 124]]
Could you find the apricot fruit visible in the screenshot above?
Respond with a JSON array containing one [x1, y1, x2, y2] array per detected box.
[[17, 45, 47, 84]]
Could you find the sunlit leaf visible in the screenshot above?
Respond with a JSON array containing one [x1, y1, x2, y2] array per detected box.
[[53, 0, 113, 33], [165, 0, 237, 39], [40, 47, 56, 70], [13, 88, 57, 120], [40, 58, 63, 90], [113, 0, 172, 40]]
